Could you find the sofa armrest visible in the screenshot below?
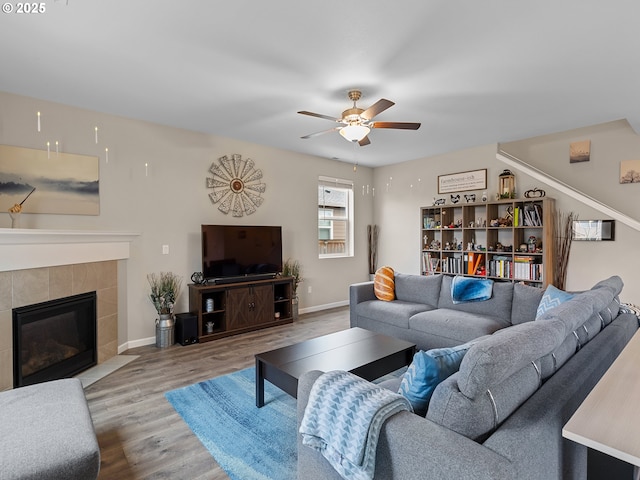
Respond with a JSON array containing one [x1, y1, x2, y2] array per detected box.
[[350, 281, 376, 304], [350, 281, 376, 327], [297, 371, 515, 480]]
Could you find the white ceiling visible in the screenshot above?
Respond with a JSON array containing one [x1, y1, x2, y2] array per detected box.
[[1, 0, 639, 168]]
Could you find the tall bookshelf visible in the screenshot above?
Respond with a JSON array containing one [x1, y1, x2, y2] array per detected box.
[[420, 197, 555, 288]]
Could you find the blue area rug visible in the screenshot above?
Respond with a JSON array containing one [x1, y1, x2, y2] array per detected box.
[[165, 367, 296, 480]]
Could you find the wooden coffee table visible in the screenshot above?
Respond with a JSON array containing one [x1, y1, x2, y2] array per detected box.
[[254, 327, 416, 407]]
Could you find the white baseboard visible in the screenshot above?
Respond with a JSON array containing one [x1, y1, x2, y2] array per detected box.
[[118, 301, 349, 353], [118, 336, 155, 353], [299, 299, 349, 315]]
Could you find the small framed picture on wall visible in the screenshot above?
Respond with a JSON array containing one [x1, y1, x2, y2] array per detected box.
[[570, 140, 590, 163], [620, 159, 640, 183]]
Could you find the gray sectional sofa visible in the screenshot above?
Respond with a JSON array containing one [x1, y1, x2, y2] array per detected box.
[[298, 274, 638, 480]]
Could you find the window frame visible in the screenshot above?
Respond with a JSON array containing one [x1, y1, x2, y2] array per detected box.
[[318, 176, 354, 259]]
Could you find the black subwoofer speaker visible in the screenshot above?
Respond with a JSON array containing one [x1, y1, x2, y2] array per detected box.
[[175, 312, 198, 346]]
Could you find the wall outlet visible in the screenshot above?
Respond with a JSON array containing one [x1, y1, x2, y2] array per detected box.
[[162, 245, 169, 255], [307, 285, 312, 294]]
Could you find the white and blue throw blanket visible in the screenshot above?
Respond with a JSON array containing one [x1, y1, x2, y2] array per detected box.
[[452, 275, 494, 304], [299, 370, 412, 480], [620, 303, 640, 324]]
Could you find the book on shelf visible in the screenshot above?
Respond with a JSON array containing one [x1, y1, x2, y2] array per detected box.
[[422, 252, 441, 275], [471, 253, 485, 275], [489, 255, 512, 279], [522, 203, 543, 226], [437, 254, 465, 275], [430, 258, 440, 274], [513, 255, 543, 281], [461, 252, 485, 275]]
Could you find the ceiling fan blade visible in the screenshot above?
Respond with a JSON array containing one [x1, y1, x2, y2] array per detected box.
[[298, 110, 342, 122], [361, 99, 395, 120], [370, 121, 421, 130], [358, 135, 371, 146], [301, 127, 340, 139]]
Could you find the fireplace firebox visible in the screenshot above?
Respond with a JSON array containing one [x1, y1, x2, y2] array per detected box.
[[13, 292, 97, 387]]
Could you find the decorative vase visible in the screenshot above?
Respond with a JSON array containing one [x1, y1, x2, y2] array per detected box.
[[292, 296, 299, 321], [9, 212, 21, 228], [155, 313, 175, 348]]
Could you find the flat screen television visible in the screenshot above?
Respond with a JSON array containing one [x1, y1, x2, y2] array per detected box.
[[201, 225, 283, 282]]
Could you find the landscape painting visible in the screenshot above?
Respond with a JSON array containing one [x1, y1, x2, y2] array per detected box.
[[620, 159, 640, 184], [569, 140, 590, 163], [0, 144, 99, 215]]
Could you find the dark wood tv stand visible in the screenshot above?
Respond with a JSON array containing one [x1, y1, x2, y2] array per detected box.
[[188, 276, 294, 343]]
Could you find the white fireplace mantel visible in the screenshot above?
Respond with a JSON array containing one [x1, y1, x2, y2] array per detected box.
[[0, 228, 140, 272]]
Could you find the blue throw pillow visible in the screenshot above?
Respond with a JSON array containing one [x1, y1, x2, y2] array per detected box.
[[398, 342, 474, 416], [536, 284, 575, 319]]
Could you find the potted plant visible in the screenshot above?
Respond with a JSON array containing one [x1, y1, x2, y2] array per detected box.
[[147, 272, 182, 347], [282, 259, 303, 320]]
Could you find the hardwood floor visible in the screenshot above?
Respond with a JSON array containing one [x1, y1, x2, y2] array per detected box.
[[85, 307, 349, 480]]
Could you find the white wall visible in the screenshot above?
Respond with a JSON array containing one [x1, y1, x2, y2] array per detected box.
[[4, 90, 637, 348], [0, 91, 374, 348], [373, 144, 500, 274], [501, 119, 640, 301], [373, 123, 640, 304]]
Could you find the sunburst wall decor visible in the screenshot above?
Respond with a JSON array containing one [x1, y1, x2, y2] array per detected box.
[[206, 154, 266, 216]]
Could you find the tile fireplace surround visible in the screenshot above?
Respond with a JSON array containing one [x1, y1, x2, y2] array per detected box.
[[0, 229, 138, 391]]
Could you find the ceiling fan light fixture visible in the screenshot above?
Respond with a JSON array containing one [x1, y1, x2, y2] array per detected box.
[[340, 124, 370, 142]]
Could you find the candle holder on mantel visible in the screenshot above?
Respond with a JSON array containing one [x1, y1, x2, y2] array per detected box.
[[498, 169, 516, 199]]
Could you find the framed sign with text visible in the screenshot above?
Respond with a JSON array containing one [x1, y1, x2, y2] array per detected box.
[[438, 169, 487, 194]]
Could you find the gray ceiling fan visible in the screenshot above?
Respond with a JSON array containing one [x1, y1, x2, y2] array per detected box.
[[298, 89, 421, 146]]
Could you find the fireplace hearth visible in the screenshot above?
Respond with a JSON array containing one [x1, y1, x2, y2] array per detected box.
[[13, 292, 97, 387]]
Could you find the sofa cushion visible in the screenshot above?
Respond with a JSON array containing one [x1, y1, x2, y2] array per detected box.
[[427, 363, 541, 442], [537, 333, 578, 380], [394, 272, 442, 306], [511, 282, 544, 325], [356, 300, 433, 329], [591, 275, 624, 299], [426, 319, 566, 441], [600, 296, 621, 327], [397, 341, 476, 416], [431, 280, 621, 442], [536, 285, 575, 319], [456, 319, 566, 399], [585, 276, 624, 329], [536, 291, 595, 328], [438, 275, 514, 327], [374, 266, 395, 301], [534, 276, 623, 379], [409, 309, 505, 345]]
